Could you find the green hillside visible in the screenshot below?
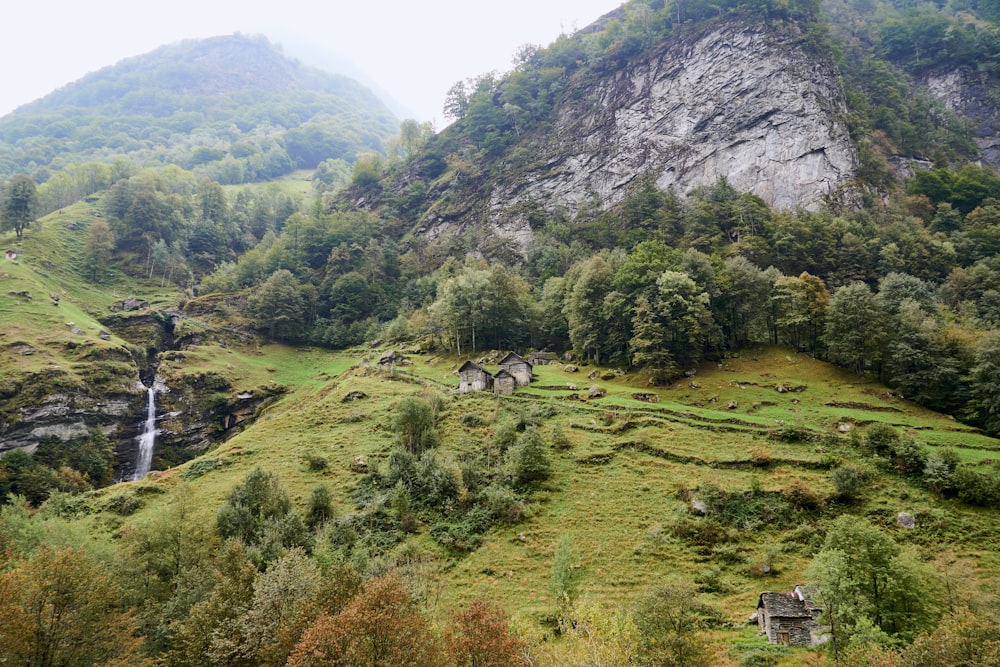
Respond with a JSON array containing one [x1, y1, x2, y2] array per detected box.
[[2, 0, 1000, 664]]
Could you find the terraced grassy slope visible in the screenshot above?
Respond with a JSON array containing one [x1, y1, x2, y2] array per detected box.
[[79, 341, 1000, 663]]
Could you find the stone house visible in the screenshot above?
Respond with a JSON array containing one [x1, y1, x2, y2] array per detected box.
[[493, 369, 517, 396], [756, 586, 821, 646], [528, 351, 560, 366], [498, 352, 533, 386], [457, 361, 493, 393]]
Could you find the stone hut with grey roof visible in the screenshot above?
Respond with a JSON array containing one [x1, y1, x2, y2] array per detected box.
[[493, 369, 517, 396], [457, 361, 493, 393], [498, 352, 533, 387], [756, 585, 821, 646]]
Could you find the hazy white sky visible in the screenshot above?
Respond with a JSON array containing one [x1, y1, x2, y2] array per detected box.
[[1, 1, 620, 127]]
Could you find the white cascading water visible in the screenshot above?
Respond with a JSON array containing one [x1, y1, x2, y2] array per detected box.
[[132, 386, 157, 481]]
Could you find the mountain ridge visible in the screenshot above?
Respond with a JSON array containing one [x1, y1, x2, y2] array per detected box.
[[0, 33, 398, 181]]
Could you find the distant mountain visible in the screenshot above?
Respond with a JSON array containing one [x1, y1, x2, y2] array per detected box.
[[0, 34, 398, 182]]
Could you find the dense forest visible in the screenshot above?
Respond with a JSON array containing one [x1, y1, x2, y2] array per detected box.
[[2, 0, 1000, 664]]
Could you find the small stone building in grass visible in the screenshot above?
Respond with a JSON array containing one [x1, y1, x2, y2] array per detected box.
[[457, 361, 493, 393], [498, 352, 533, 387], [493, 369, 517, 396], [756, 585, 822, 646]]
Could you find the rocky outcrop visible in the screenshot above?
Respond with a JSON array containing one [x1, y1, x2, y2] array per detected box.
[[0, 387, 140, 453], [925, 68, 1000, 169], [152, 383, 285, 455], [425, 20, 857, 247]]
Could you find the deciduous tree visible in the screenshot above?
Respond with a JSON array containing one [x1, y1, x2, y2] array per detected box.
[[445, 599, 527, 667], [287, 574, 442, 667]]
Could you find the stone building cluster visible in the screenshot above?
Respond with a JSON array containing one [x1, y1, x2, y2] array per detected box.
[[456, 352, 533, 396]]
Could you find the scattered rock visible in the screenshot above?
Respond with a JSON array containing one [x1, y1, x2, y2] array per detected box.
[[897, 512, 916, 529], [350, 455, 369, 473], [588, 370, 600, 381], [684, 369, 697, 377], [727, 400, 738, 410], [98, 330, 112, 341], [588, 385, 606, 399], [689, 382, 701, 389], [567, 383, 578, 391], [690, 498, 707, 515], [342, 391, 368, 402], [378, 350, 405, 365], [111, 297, 149, 312], [8, 290, 31, 299], [632, 392, 659, 403], [13, 344, 35, 355], [564, 364, 578, 373], [71, 327, 84, 336], [837, 422, 853, 433]]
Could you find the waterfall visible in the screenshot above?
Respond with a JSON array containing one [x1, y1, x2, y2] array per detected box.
[[132, 387, 157, 481]]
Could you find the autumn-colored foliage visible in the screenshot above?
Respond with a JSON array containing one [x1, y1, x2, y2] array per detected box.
[[286, 574, 441, 667], [0, 547, 146, 667], [445, 598, 528, 667]]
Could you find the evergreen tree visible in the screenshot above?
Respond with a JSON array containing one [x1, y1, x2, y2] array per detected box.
[[1, 174, 37, 240]]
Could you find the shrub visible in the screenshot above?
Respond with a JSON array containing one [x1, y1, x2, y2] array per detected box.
[[550, 425, 572, 450], [952, 467, 1000, 506], [303, 454, 329, 471], [460, 413, 484, 427], [479, 483, 525, 524], [861, 423, 900, 457], [181, 457, 224, 480], [890, 436, 928, 477], [831, 464, 868, 501], [506, 427, 551, 487], [306, 484, 334, 530], [389, 396, 438, 454], [103, 493, 143, 516], [923, 448, 960, 493], [783, 479, 823, 511]]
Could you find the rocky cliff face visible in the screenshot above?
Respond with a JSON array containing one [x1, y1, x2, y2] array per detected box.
[[424, 20, 857, 246], [925, 68, 1000, 169]]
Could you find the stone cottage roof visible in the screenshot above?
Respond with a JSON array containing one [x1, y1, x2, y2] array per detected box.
[[494, 369, 515, 380], [498, 352, 532, 368], [457, 361, 491, 375], [757, 592, 813, 620]]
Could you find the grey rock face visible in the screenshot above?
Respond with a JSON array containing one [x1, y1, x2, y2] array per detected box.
[[441, 21, 857, 246], [925, 68, 1000, 169], [0, 390, 140, 454]]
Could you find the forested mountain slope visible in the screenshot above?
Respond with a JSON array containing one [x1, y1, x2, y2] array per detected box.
[[358, 0, 1000, 250], [0, 34, 397, 184]]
